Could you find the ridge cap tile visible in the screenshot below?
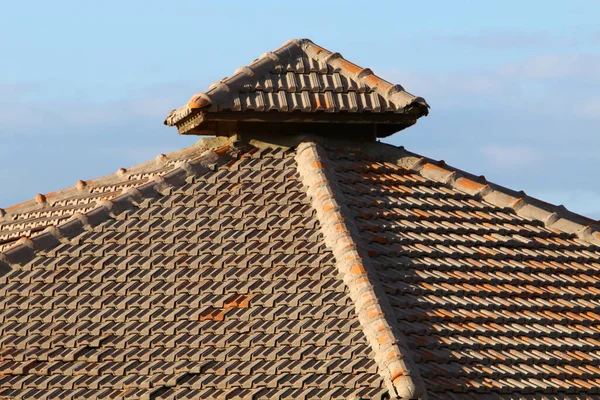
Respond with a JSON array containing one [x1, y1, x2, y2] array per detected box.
[[295, 141, 427, 400]]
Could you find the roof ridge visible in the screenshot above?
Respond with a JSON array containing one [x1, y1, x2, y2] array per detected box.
[[295, 141, 427, 400], [0, 142, 247, 274], [371, 142, 600, 247], [0, 136, 231, 218]]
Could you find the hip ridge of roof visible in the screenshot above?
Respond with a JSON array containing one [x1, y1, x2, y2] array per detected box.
[[295, 141, 428, 400]]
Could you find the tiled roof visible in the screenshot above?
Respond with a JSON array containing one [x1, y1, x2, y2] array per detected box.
[[164, 39, 429, 137], [0, 138, 229, 254], [2, 135, 600, 399], [0, 139, 387, 399], [323, 141, 600, 398]]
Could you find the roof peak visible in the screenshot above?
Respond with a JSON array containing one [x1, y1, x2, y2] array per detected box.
[[165, 38, 429, 139]]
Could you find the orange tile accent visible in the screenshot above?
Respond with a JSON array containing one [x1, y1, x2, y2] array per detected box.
[[213, 145, 233, 156], [5, 199, 33, 211], [392, 375, 409, 387], [339, 59, 362, 75], [314, 95, 322, 110], [308, 42, 332, 56], [229, 183, 244, 193], [311, 161, 324, 169], [223, 293, 255, 309], [336, 236, 353, 249], [372, 235, 389, 244], [332, 223, 347, 234], [455, 177, 486, 192], [362, 225, 379, 232], [511, 197, 525, 208], [370, 318, 387, 333], [322, 200, 336, 213], [422, 163, 449, 174], [365, 305, 384, 320], [354, 277, 371, 289], [377, 331, 394, 345], [359, 211, 374, 219], [386, 348, 404, 361], [412, 209, 431, 219], [44, 190, 59, 199], [359, 291, 377, 307], [188, 94, 211, 109], [364, 74, 391, 91], [199, 307, 229, 322], [350, 263, 367, 276], [343, 251, 362, 262]]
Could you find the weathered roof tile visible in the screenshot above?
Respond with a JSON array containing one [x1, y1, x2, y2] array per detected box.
[[0, 139, 391, 399]]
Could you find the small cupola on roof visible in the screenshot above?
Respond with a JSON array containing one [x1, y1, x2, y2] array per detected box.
[[165, 38, 429, 139]]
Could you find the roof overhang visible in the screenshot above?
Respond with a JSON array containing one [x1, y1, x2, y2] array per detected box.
[[168, 107, 426, 139]]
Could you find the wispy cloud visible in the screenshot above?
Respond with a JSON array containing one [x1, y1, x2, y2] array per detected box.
[[438, 30, 600, 50], [385, 52, 600, 122], [501, 54, 600, 80], [0, 83, 199, 207], [0, 82, 39, 100], [441, 32, 552, 49], [579, 97, 600, 119], [481, 145, 539, 170], [0, 82, 195, 135], [383, 49, 600, 219]]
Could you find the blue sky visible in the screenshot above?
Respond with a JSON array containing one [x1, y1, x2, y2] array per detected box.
[[1, 1, 599, 218]]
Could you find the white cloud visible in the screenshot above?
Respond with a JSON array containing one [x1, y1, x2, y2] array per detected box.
[[383, 52, 600, 123], [0, 84, 190, 133], [0, 82, 38, 100], [481, 145, 539, 170], [501, 54, 600, 81]]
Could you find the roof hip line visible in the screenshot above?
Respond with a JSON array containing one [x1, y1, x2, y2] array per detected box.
[[0, 143, 243, 273], [295, 141, 427, 400]]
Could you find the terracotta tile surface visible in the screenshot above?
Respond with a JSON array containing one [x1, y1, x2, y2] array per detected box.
[[328, 147, 600, 398], [2, 137, 600, 399], [0, 143, 386, 399], [0, 140, 227, 253]]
